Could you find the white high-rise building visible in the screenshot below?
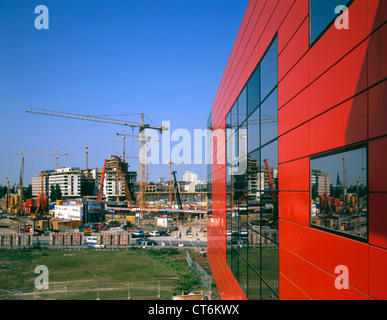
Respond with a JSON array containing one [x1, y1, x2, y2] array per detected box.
[[49, 167, 82, 198], [183, 171, 198, 183]]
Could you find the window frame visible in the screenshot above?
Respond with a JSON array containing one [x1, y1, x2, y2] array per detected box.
[[309, 143, 369, 243], [309, 0, 355, 47]]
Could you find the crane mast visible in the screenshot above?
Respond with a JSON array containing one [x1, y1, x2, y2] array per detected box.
[[27, 108, 168, 208]]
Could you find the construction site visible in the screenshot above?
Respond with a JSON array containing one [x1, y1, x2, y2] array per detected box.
[[0, 108, 209, 238]]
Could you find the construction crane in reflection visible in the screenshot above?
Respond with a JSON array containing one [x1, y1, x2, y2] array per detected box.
[[26, 108, 168, 208]]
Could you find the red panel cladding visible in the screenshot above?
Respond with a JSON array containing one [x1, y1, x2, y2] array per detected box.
[[278, 122, 309, 164], [279, 273, 310, 300], [368, 0, 387, 33], [308, 264, 371, 300], [278, 17, 309, 81], [279, 192, 309, 226], [309, 0, 368, 82], [369, 136, 387, 192], [277, 0, 308, 54], [278, 157, 310, 191], [278, 86, 308, 134], [369, 193, 387, 249], [308, 228, 369, 294], [309, 92, 367, 156], [279, 247, 310, 295], [276, 0, 295, 29], [369, 246, 387, 300], [309, 40, 368, 120], [368, 23, 387, 88], [368, 80, 387, 139], [278, 219, 309, 259], [278, 53, 308, 108]]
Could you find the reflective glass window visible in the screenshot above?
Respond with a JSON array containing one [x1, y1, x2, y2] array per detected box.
[[238, 87, 247, 125], [310, 145, 368, 240], [260, 88, 278, 146], [247, 106, 260, 153], [310, 0, 352, 44], [247, 67, 260, 116], [260, 38, 278, 100]]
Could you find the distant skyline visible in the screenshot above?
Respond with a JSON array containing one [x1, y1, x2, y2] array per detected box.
[[0, 0, 249, 185]]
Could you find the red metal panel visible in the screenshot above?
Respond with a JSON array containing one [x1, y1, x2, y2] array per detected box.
[[309, 0, 368, 83], [309, 92, 367, 156], [278, 87, 308, 134], [276, 0, 295, 30], [278, 122, 309, 164], [278, 54, 309, 108], [278, 157, 310, 192], [277, 0, 308, 54], [368, 0, 387, 34], [279, 192, 310, 226], [369, 193, 387, 249], [369, 136, 387, 192], [279, 273, 310, 300], [308, 228, 369, 295], [369, 245, 387, 300], [278, 219, 310, 260], [308, 263, 371, 300], [278, 17, 309, 81], [279, 247, 310, 295], [309, 41, 368, 120], [368, 23, 387, 88], [368, 80, 387, 139]]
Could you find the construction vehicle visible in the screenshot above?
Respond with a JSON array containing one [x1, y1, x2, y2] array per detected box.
[[28, 173, 48, 220], [96, 159, 107, 205], [172, 171, 186, 222]]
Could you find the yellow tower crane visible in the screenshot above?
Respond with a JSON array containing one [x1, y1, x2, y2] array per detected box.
[[19, 151, 68, 170], [26, 108, 168, 208]]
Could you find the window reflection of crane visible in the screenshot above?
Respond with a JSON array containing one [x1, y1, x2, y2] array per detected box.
[[263, 159, 278, 224]]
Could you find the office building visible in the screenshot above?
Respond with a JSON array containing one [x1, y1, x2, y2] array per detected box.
[[207, 0, 386, 300]]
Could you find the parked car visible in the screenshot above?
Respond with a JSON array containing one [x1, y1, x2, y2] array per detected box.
[[149, 230, 161, 237], [230, 237, 249, 245], [87, 242, 105, 249], [131, 230, 144, 238], [86, 236, 98, 243], [157, 230, 170, 236], [97, 223, 108, 230], [136, 237, 157, 246]]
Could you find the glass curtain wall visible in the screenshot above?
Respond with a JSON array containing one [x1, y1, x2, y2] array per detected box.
[[226, 36, 279, 300]]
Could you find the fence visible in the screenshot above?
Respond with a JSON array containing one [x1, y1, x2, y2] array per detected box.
[[1, 279, 180, 300], [186, 250, 212, 292]]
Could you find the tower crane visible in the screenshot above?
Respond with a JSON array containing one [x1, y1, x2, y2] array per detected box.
[[17, 156, 25, 215], [167, 159, 181, 205], [26, 108, 168, 208], [19, 151, 68, 170]]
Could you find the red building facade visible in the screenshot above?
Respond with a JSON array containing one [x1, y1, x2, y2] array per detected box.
[[207, 0, 387, 300]]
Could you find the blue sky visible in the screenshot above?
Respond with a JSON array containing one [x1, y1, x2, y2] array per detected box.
[[0, 0, 249, 185]]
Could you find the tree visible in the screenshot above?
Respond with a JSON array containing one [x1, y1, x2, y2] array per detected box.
[[55, 184, 62, 201], [50, 184, 62, 202], [50, 184, 57, 202], [23, 185, 32, 200]]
